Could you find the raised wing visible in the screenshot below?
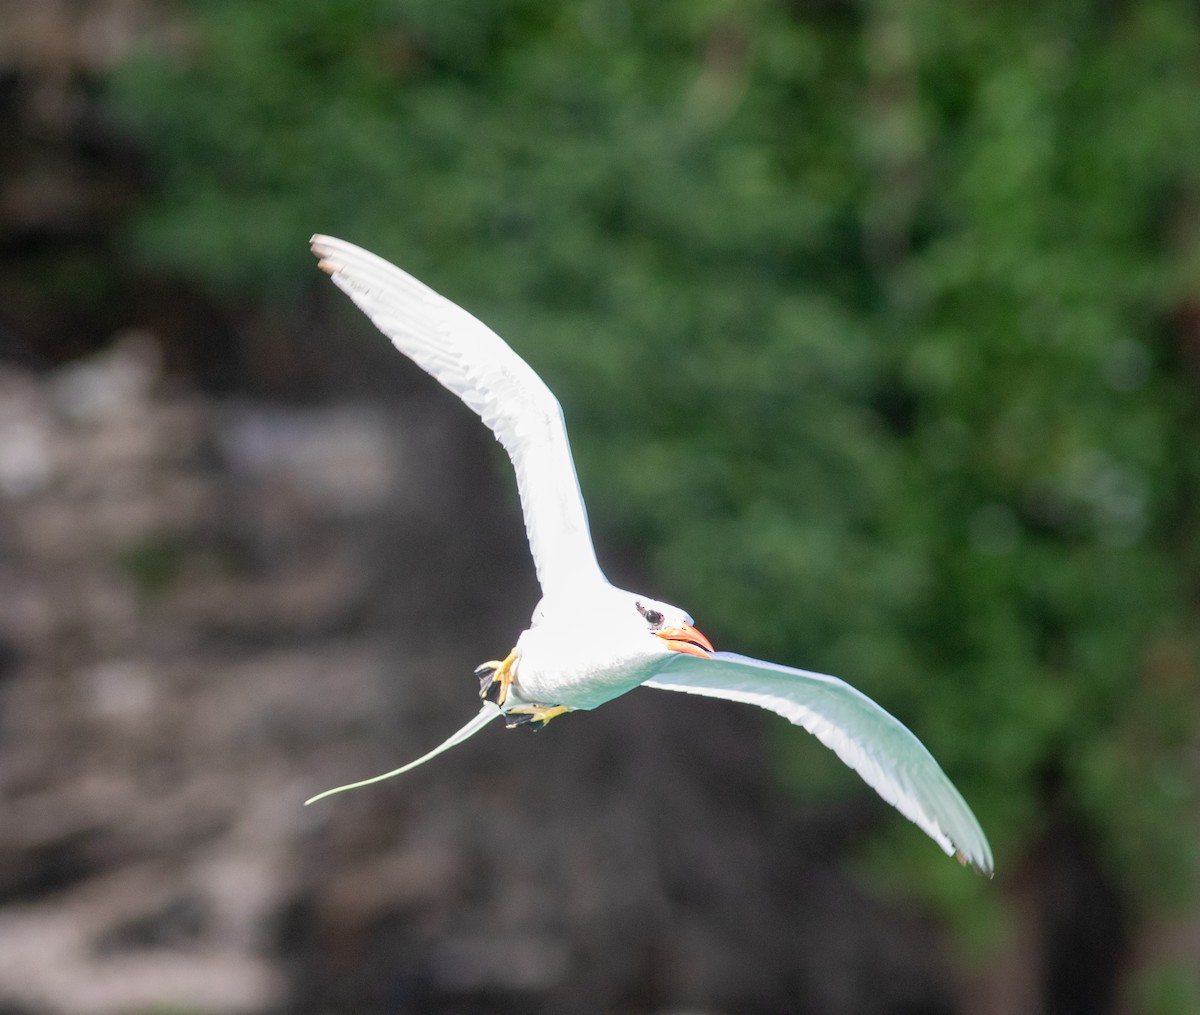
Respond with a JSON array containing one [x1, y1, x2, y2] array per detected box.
[[312, 235, 607, 598], [644, 651, 993, 875]]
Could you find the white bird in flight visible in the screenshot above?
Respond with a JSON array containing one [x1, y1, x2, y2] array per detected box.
[[307, 235, 994, 877]]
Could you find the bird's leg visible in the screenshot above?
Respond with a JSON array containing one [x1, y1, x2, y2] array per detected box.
[[475, 649, 518, 706], [504, 704, 575, 730], [476, 650, 574, 728]]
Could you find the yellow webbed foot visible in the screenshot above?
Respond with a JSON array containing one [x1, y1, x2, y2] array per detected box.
[[475, 649, 518, 706], [504, 703, 575, 730]]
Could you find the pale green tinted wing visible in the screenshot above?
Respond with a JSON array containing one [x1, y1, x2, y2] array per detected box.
[[645, 652, 993, 876]]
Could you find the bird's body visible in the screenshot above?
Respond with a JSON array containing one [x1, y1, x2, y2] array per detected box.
[[307, 234, 995, 877], [508, 589, 707, 710], [511, 602, 653, 710]]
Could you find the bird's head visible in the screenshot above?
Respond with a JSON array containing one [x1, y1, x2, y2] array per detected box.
[[624, 592, 714, 659], [530, 587, 714, 678]]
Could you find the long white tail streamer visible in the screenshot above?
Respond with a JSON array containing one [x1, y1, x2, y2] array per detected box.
[[304, 702, 504, 805]]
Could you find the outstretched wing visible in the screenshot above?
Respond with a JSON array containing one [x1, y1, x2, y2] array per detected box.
[[644, 651, 993, 875], [312, 235, 607, 598]]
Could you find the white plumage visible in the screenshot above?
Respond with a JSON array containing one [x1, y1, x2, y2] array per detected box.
[[313, 237, 603, 597], [307, 234, 994, 877]]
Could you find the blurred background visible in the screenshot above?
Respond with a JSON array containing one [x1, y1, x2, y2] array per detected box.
[[1, 1, 1198, 1012]]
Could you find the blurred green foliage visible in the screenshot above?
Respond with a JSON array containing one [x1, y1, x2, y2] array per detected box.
[[1137, 959, 1200, 1015], [107, 0, 1200, 922]]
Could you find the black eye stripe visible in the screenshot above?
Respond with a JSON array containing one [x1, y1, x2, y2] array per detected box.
[[635, 601, 665, 628], [645, 609, 664, 626]]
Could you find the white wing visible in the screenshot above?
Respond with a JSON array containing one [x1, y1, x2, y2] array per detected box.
[[312, 235, 607, 598], [645, 652, 994, 875]]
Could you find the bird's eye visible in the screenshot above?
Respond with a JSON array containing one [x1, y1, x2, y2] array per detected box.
[[636, 601, 665, 628]]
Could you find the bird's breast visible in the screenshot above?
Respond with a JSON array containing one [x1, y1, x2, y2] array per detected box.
[[508, 625, 659, 711]]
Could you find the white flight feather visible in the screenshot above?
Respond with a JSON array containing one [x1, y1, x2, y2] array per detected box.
[[645, 652, 994, 876], [311, 235, 606, 599]]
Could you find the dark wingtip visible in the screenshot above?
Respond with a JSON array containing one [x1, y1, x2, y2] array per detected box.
[[956, 849, 995, 879], [310, 235, 336, 274]]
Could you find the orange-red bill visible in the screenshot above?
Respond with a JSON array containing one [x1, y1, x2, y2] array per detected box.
[[656, 623, 714, 658]]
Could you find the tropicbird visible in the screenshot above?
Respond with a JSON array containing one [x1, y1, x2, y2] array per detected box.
[[307, 235, 993, 876]]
